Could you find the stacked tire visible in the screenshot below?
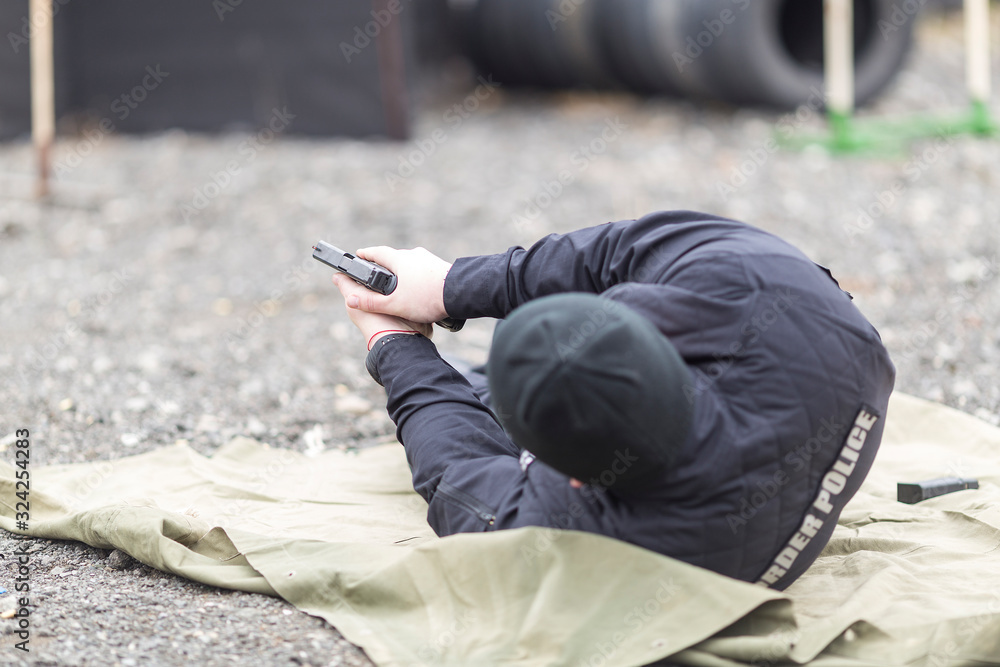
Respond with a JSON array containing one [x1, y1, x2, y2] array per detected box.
[[448, 0, 917, 108]]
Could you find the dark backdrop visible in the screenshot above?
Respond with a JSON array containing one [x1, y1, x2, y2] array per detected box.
[[0, 0, 421, 139]]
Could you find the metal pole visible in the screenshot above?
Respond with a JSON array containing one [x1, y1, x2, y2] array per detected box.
[[29, 0, 56, 198]]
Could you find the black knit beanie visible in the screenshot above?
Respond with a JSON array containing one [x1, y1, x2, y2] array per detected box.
[[487, 293, 694, 495]]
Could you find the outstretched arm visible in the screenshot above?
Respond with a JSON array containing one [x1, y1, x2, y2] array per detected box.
[[443, 212, 734, 319], [337, 211, 740, 324]]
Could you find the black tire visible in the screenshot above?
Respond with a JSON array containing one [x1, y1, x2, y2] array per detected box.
[[459, 0, 615, 90], [598, 0, 671, 93], [687, 0, 916, 108], [596, 0, 725, 98], [515, 0, 572, 87], [452, 0, 915, 108], [472, 0, 562, 88], [639, 0, 726, 99], [536, 0, 617, 88], [463, 0, 532, 86]]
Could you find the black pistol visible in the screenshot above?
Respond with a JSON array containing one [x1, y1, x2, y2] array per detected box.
[[897, 477, 979, 504], [312, 241, 465, 332]]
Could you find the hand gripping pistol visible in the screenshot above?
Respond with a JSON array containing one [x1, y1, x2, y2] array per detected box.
[[312, 241, 465, 332]]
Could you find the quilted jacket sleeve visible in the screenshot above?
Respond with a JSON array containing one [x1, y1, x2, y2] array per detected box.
[[371, 333, 625, 539], [442, 210, 735, 320]]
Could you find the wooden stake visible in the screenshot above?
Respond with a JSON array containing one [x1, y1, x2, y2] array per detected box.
[[372, 0, 409, 141], [29, 0, 55, 198], [824, 0, 854, 116], [965, 0, 991, 104]]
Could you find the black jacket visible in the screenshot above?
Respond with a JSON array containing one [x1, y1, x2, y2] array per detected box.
[[367, 211, 895, 589]]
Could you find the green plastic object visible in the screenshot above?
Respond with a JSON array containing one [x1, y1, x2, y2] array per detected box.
[[780, 100, 998, 156]]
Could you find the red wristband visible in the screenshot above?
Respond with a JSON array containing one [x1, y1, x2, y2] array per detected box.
[[367, 329, 415, 351]]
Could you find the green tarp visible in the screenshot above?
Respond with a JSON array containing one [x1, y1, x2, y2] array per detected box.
[[2, 393, 999, 666]]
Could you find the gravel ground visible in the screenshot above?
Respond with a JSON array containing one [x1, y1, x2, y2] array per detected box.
[[2, 10, 999, 667]]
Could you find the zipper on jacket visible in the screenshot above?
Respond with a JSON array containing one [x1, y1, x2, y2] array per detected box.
[[436, 481, 497, 526]]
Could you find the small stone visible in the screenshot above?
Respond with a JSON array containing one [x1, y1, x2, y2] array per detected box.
[[334, 394, 372, 416], [157, 400, 181, 415], [946, 258, 989, 284], [107, 550, 134, 570], [0, 433, 16, 451], [103, 197, 138, 224], [125, 397, 150, 412], [246, 417, 267, 436], [59, 398, 75, 411], [212, 298, 233, 316], [120, 433, 142, 447], [50, 566, 65, 576], [301, 366, 322, 386], [952, 379, 980, 399], [55, 356, 78, 372], [136, 350, 162, 373], [874, 252, 903, 277], [92, 356, 114, 374], [239, 378, 265, 397], [302, 424, 325, 457], [196, 414, 221, 432]]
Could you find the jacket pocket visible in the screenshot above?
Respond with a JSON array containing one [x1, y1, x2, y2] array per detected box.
[[435, 480, 497, 528]]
